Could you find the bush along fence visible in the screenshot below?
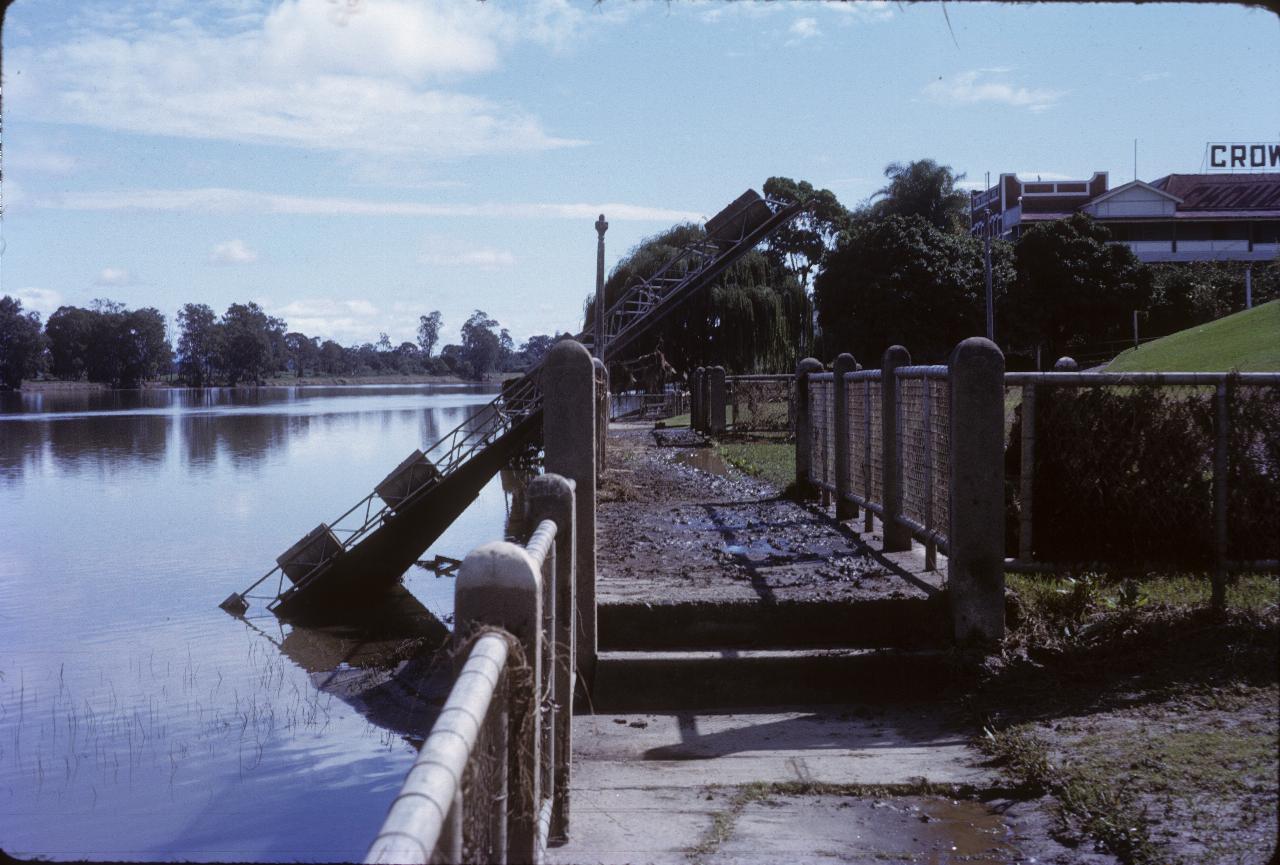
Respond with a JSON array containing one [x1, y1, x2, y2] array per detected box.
[[797, 339, 1007, 644], [366, 340, 599, 864], [1005, 364, 1280, 608]]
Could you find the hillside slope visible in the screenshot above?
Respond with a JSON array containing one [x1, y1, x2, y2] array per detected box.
[[1106, 300, 1280, 372]]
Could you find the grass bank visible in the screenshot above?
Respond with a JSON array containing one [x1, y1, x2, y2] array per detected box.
[[1106, 299, 1280, 372]]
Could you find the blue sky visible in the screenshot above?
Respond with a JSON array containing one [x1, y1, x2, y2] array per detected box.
[[3, 0, 1278, 348]]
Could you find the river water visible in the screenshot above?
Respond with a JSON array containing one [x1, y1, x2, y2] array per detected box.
[[0, 384, 519, 861]]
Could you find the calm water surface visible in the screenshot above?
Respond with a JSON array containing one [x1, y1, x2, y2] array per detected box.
[[0, 384, 519, 861]]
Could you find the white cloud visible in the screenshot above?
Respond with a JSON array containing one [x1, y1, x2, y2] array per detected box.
[[789, 18, 820, 39], [6, 0, 591, 159], [38, 187, 705, 223], [95, 267, 135, 286], [6, 147, 79, 176], [420, 237, 516, 269], [210, 238, 259, 265], [924, 70, 1065, 113], [267, 297, 382, 344], [13, 288, 65, 318]]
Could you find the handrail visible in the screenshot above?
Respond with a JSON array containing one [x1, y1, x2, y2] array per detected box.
[[1005, 371, 1280, 385], [364, 632, 510, 865]]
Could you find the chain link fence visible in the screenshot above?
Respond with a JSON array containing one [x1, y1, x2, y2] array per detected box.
[[807, 375, 835, 492]]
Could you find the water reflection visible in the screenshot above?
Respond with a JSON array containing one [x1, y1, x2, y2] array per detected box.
[[0, 382, 522, 862]]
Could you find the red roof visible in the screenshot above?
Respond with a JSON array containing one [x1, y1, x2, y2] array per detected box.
[[1150, 173, 1280, 211]]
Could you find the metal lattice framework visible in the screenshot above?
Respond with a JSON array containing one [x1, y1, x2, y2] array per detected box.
[[227, 190, 807, 615]]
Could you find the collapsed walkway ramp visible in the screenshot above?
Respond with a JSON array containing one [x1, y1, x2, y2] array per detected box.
[[221, 189, 806, 619]]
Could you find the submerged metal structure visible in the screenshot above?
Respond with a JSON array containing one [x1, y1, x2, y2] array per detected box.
[[221, 188, 806, 618]]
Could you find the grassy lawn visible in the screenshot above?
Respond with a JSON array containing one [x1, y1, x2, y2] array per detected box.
[[1106, 300, 1280, 372], [717, 438, 794, 491]]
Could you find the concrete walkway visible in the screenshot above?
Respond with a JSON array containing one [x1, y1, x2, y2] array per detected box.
[[546, 705, 1019, 865]]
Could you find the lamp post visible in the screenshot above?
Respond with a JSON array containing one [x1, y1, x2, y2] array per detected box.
[[594, 214, 608, 360]]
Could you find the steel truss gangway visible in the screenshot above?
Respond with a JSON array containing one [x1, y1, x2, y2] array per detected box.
[[220, 189, 806, 619]]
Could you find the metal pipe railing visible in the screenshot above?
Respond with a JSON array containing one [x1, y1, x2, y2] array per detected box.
[[365, 633, 510, 865]]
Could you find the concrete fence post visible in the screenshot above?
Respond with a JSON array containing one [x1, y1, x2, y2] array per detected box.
[[794, 357, 824, 495], [699, 368, 712, 433], [691, 367, 705, 430], [709, 366, 727, 436], [833, 353, 858, 521], [881, 346, 912, 553], [948, 337, 1006, 644], [525, 474, 576, 841], [1052, 356, 1078, 371], [593, 358, 608, 474], [542, 339, 597, 686], [455, 541, 544, 864]]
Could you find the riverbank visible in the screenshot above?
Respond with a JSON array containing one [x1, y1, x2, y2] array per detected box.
[[16, 372, 520, 392]]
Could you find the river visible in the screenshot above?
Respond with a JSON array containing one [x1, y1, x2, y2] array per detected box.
[[0, 384, 520, 861]]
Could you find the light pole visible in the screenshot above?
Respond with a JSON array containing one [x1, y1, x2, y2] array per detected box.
[[983, 172, 994, 342], [594, 214, 608, 360]]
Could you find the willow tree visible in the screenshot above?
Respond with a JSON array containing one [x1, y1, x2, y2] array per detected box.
[[584, 223, 804, 376]]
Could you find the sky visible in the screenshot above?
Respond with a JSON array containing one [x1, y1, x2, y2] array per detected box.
[[2, 0, 1278, 349]]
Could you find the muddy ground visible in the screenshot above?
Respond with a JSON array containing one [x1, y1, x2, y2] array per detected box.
[[596, 423, 942, 607]]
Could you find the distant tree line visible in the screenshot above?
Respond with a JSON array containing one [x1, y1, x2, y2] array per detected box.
[[0, 299, 559, 390]]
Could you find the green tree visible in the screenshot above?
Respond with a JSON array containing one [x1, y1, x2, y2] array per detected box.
[[0, 296, 46, 390], [177, 303, 220, 386], [117, 307, 171, 387], [460, 310, 502, 380], [869, 159, 970, 233], [814, 215, 1012, 363], [284, 332, 319, 379], [417, 311, 443, 356], [45, 305, 96, 380], [218, 302, 274, 385], [1005, 214, 1152, 361], [761, 177, 851, 289]]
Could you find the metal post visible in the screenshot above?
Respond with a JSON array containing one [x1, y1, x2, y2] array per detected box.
[[948, 337, 1006, 645], [1245, 265, 1253, 310], [1132, 310, 1139, 352], [1018, 383, 1037, 562], [922, 373, 936, 572], [594, 214, 608, 359], [794, 357, 823, 495], [593, 358, 608, 475], [692, 367, 705, 431], [1213, 382, 1229, 610], [863, 380, 874, 534], [833, 354, 857, 521], [881, 346, 911, 552]]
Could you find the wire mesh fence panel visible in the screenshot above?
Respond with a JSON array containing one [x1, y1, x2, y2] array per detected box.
[[845, 377, 867, 500], [898, 376, 929, 527], [808, 378, 835, 490], [868, 379, 883, 506], [1018, 383, 1217, 567], [728, 378, 794, 433], [1227, 383, 1280, 562], [460, 665, 510, 864], [929, 377, 951, 541]]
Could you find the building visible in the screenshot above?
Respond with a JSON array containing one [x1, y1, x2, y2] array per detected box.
[[970, 171, 1280, 264]]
